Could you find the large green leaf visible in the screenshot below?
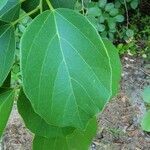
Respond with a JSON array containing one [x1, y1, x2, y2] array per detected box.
[[102, 39, 121, 96], [0, 0, 20, 22], [33, 117, 97, 150], [0, 89, 14, 137], [21, 9, 121, 129], [0, 24, 15, 87], [17, 89, 75, 138]]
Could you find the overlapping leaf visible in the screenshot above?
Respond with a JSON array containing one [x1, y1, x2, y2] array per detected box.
[[21, 9, 121, 129], [0, 90, 14, 137], [0, 0, 20, 22], [17, 89, 75, 138], [0, 0, 8, 10], [33, 117, 97, 150], [0, 24, 15, 87], [21, 0, 76, 18], [102, 39, 121, 96]]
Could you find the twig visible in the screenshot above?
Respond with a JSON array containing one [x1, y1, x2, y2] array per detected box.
[[12, 6, 39, 26], [45, 0, 54, 11], [124, 0, 129, 28]]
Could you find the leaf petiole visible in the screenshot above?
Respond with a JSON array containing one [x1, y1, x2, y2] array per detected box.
[[11, 6, 40, 26], [45, 0, 54, 11], [39, 0, 43, 14], [20, 0, 26, 3]]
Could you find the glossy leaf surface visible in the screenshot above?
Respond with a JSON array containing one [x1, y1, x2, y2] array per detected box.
[[22, 0, 76, 16], [0, 90, 14, 137], [0, 0, 20, 22], [102, 39, 121, 96], [0, 25, 15, 86], [0, 0, 7, 10], [21, 9, 121, 129], [17, 89, 74, 138], [33, 117, 97, 150]]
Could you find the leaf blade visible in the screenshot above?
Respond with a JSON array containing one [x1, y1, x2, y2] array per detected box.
[[33, 117, 97, 150], [0, 89, 14, 137], [17, 89, 75, 138], [0, 24, 15, 86], [0, 0, 20, 22], [21, 9, 121, 129]]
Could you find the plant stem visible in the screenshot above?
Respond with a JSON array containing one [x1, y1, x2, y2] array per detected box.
[[45, 0, 54, 11], [124, 0, 129, 28], [81, 0, 85, 15], [12, 7, 39, 26], [39, 0, 43, 13], [20, 0, 26, 3]]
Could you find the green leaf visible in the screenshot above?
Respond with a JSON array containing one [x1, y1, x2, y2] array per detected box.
[[0, 90, 14, 137], [109, 8, 119, 16], [0, 72, 11, 94], [21, 9, 121, 129], [0, 24, 15, 87], [114, 15, 124, 22], [130, 0, 139, 9], [105, 3, 114, 12], [17, 89, 75, 138], [100, 31, 107, 38], [0, 0, 8, 10], [33, 117, 97, 150], [142, 86, 150, 103], [114, 0, 121, 8], [108, 18, 116, 30], [126, 29, 134, 37], [97, 24, 105, 32], [141, 110, 150, 132], [86, 16, 98, 29], [108, 32, 114, 41], [102, 39, 121, 96], [21, 0, 40, 15], [98, 0, 107, 8], [99, 15, 105, 23], [0, 0, 20, 22], [87, 7, 101, 17]]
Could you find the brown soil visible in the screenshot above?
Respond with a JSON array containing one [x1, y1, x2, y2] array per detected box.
[[93, 55, 150, 150]]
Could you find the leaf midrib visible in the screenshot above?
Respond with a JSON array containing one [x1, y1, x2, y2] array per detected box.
[[56, 9, 113, 98], [53, 12, 83, 128]]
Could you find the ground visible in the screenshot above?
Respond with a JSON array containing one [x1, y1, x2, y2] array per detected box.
[[0, 55, 150, 150]]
